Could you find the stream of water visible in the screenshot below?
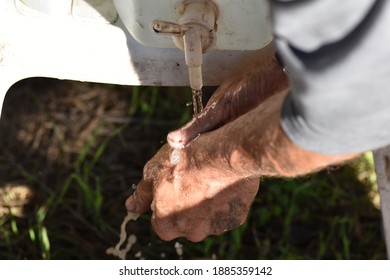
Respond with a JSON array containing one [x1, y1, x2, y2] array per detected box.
[[191, 89, 203, 118]]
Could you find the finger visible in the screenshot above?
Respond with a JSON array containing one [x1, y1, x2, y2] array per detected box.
[[151, 214, 181, 241], [167, 102, 227, 148], [208, 178, 260, 236], [151, 211, 208, 242], [125, 179, 154, 214]]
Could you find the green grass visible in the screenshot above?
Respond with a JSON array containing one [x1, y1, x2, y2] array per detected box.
[[0, 78, 386, 259]]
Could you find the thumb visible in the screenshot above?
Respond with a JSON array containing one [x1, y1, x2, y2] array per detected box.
[[167, 101, 227, 148], [125, 179, 153, 214]]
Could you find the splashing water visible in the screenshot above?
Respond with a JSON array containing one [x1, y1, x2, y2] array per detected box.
[[106, 212, 140, 260], [170, 148, 181, 165], [191, 89, 203, 118]]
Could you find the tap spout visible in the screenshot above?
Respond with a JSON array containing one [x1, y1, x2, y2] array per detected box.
[[184, 27, 203, 91]]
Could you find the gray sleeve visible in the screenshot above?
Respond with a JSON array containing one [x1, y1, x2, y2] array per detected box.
[[272, 0, 390, 155]]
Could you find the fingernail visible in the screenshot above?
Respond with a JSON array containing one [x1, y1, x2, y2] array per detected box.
[[167, 131, 185, 149], [167, 130, 182, 143]]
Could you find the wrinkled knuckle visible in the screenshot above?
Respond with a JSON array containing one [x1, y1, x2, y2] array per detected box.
[[154, 201, 171, 217], [158, 232, 176, 242], [211, 214, 243, 235], [187, 233, 207, 243], [152, 218, 177, 241], [143, 162, 152, 176]]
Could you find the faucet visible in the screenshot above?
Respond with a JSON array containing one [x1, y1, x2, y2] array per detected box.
[[151, 0, 218, 92]]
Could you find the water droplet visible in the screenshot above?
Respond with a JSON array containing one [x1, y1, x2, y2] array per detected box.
[[170, 148, 181, 165], [174, 242, 184, 257], [193, 133, 201, 141]]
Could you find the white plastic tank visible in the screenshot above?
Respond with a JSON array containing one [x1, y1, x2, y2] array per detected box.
[[19, 0, 72, 15], [113, 0, 273, 92], [113, 0, 273, 51]]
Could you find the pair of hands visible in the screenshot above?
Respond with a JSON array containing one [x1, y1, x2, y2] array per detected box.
[[126, 47, 288, 241]]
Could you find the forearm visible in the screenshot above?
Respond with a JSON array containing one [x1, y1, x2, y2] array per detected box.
[[208, 48, 290, 118], [189, 90, 358, 178]]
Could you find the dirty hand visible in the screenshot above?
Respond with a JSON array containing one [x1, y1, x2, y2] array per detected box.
[[126, 142, 259, 242], [125, 49, 288, 241]]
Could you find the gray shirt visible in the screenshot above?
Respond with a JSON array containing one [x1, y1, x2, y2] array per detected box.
[[272, 0, 390, 155]]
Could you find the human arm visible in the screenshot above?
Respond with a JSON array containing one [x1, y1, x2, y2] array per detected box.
[[126, 86, 357, 241]]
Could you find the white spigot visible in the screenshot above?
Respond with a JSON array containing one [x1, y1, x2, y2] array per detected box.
[[184, 28, 203, 91], [152, 0, 218, 91]]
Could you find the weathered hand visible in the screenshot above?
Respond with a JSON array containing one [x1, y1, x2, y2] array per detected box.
[[126, 142, 259, 242], [124, 41, 358, 244], [125, 46, 288, 241]]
